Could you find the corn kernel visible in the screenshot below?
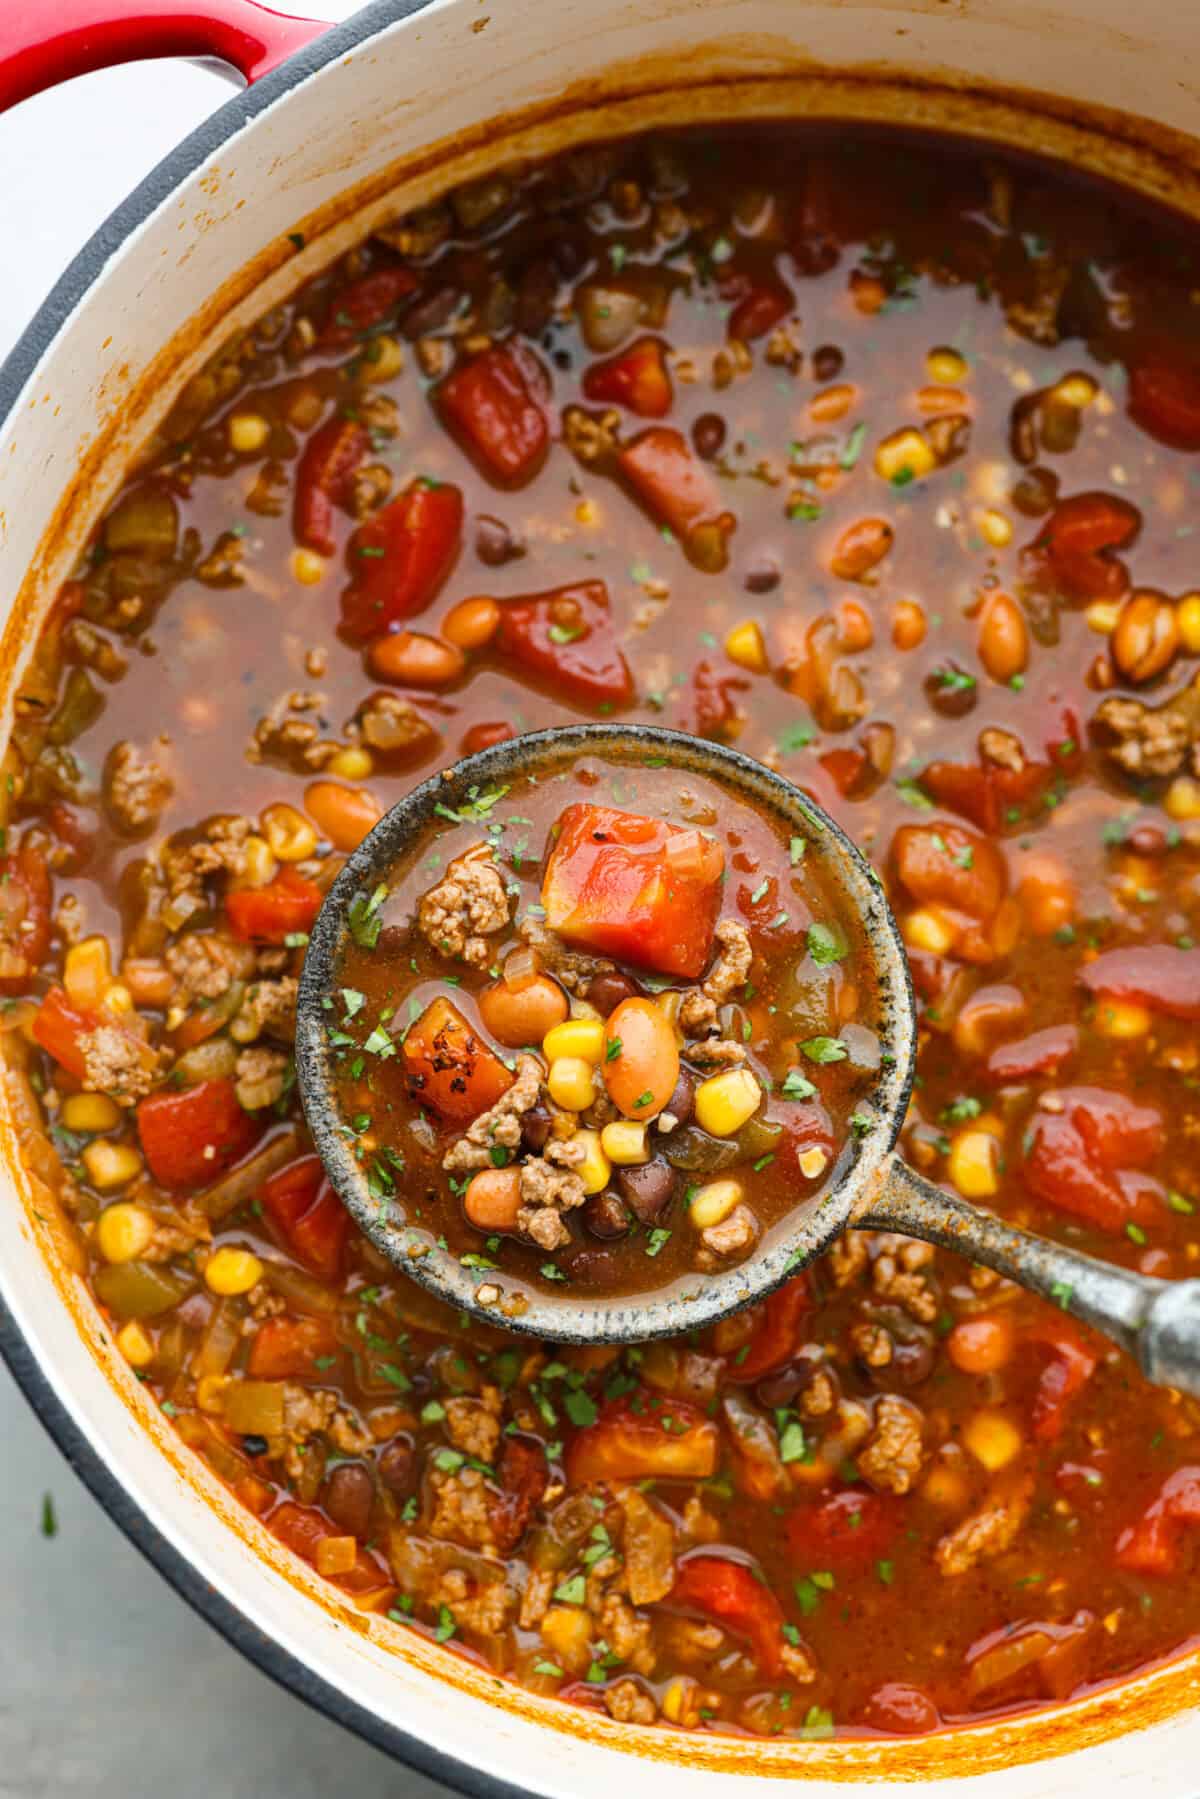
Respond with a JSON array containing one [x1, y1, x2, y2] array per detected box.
[[359, 333, 404, 383], [922, 1464, 969, 1509], [978, 508, 1013, 548], [1085, 600, 1122, 634], [661, 1678, 689, 1724], [600, 1120, 649, 1166], [315, 1535, 359, 1577], [798, 1145, 829, 1180], [874, 427, 936, 484], [205, 1245, 265, 1296], [540, 1605, 591, 1670], [61, 1092, 121, 1134], [116, 1319, 154, 1368], [543, 1019, 606, 1066], [1053, 373, 1098, 410], [575, 499, 599, 526], [261, 802, 318, 863], [291, 548, 325, 585], [571, 1128, 611, 1196], [85, 1142, 145, 1193], [328, 746, 374, 780], [96, 1199, 155, 1261], [1178, 594, 1200, 653], [927, 347, 968, 385], [240, 835, 278, 888], [724, 619, 768, 673], [547, 1056, 597, 1112], [64, 936, 113, 1009], [947, 1129, 1000, 1200], [196, 1374, 230, 1413], [100, 982, 134, 1017], [228, 411, 271, 453], [1092, 995, 1151, 1039], [689, 1179, 743, 1230], [694, 1067, 761, 1137], [963, 1410, 1023, 1472], [1166, 775, 1200, 821], [903, 907, 956, 955]]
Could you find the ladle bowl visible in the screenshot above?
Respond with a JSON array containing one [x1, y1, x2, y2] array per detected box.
[[297, 723, 1200, 1390]]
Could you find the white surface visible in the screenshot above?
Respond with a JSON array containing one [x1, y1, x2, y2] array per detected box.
[[0, 37, 444, 1799]]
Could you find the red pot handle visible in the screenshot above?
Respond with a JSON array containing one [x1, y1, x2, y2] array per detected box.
[[0, 2, 329, 114]]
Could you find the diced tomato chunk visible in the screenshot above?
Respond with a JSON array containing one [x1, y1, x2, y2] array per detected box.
[[1116, 1468, 1200, 1574], [268, 1499, 390, 1593], [582, 336, 673, 418], [438, 343, 550, 486], [984, 1024, 1078, 1085], [318, 266, 419, 347], [1129, 356, 1200, 451], [541, 802, 725, 979], [921, 757, 1048, 836], [892, 822, 1007, 921], [617, 427, 734, 570], [340, 480, 463, 640], [495, 580, 633, 710], [0, 839, 51, 992], [137, 1078, 260, 1190], [1030, 491, 1140, 600], [1023, 1087, 1163, 1234], [1025, 1317, 1098, 1442], [247, 1314, 339, 1379], [1078, 946, 1200, 1021], [688, 658, 750, 743], [402, 995, 514, 1123], [671, 1555, 788, 1677], [293, 417, 368, 555], [862, 1683, 940, 1736], [731, 1275, 812, 1381], [565, 1390, 719, 1484], [31, 985, 103, 1081], [259, 1153, 351, 1278], [226, 867, 323, 944], [489, 1435, 549, 1555], [785, 1489, 899, 1567]]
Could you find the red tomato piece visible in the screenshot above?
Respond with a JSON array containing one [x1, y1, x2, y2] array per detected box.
[[861, 1683, 940, 1736], [268, 1500, 389, 1593], [247, 1314, 339, 1379], [785, 1489, 899, 1567], [460, 720, 514, 755], [1031, 491, 1141, 600], [564, 1391, 719, 1484], [226, 867, 323, 944], [670, 1555, 786, 1677], [1024, 1087, 1163, 1234], [1129, 356, 1200, 451], [617, 427, 734, 569], [438, 343, 550, 486], [137, 1079, 260, 1190], [494, 579, 633, 711], [921, 756, 1048, 836], [689, 658, 750, 743], [489, 1435, 549, 1554], [891, 822, 1007, 922], [402, 995, 514, 1123], [259, 1154, 351, 1279], [1116, 1467, 1200, 1574], [732, 1275, 812, 1381], [318, 266, 419, 347], [541, 802, 725, 979], [0, 839, 52, 994], [1077, 946, 1200, 1021], [582, 336, 673, 418], [293, 417, 369, 555], [1025, 1317, 1098, 1442], [340, 480, 463, 640], [31, 986, 103, 1081], [984, 1024, 1079, 1085]]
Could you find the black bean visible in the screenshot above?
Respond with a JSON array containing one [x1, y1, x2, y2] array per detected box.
[[754, 1363, 805, 1409], [377, 1435, 417, 1496], [692, 412, 726, 460], [583, 1190, 631, 1239], [743, 556, 781, 595], [400, 283, 461, 341], [584, 970, 641, 1015], [663, 1066, 695, 1127], [475, 514, 525, 566], [616, 1157, 678, 1224], [522, 1102, 555, 1153], [515, 259, 559, 338], [924, 664, 978, 720], [811, 344, 844, 382], [322, 1461, 374, 1540], [241, 1434, 268, 1458]]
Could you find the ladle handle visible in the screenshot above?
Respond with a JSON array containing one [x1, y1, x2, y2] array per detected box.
[[861, 1156, 1200, 1398]]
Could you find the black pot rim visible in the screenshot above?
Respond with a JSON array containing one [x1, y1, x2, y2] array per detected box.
[[0, 5, 548, 1791]]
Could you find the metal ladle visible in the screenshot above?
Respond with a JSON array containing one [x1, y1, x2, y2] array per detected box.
[[296, 723, 1200, 1387]]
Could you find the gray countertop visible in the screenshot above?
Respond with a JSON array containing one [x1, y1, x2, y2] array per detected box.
[[0, 32, 450, 1799]]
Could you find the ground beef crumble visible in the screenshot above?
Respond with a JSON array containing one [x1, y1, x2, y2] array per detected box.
[[679, 919, 753, 1035], [103, 737, 174, 836], [78, 1026, 162, 1106], [442, 1054, 541, 1173], [935, 1479, 1032, 1575], [418, 842, 512, 967], [858, 1395, 925, 1494]]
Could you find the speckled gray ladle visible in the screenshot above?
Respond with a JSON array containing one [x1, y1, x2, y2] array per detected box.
[[296, 723, 1200, 1383]]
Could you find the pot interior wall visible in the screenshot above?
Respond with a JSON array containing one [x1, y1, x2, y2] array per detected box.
[[5, 1, 1200, 1789]]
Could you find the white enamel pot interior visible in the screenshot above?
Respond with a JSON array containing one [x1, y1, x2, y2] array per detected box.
[[6, 1, 1200, 1792]]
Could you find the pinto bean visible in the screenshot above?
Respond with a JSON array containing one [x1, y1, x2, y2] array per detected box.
[[368, 630, 465, 687], [479, 973, 569, 1046], [830, 517, 893, 581], [443, 595, 501, 649], [583, 1191, 631, 1239], [977, 592, 1029, 683], [464, 1166, 522, 1232], [1111, 591, 1179, 685], [322, 1462, 374, 1539], [892, 600, 927, 651]]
